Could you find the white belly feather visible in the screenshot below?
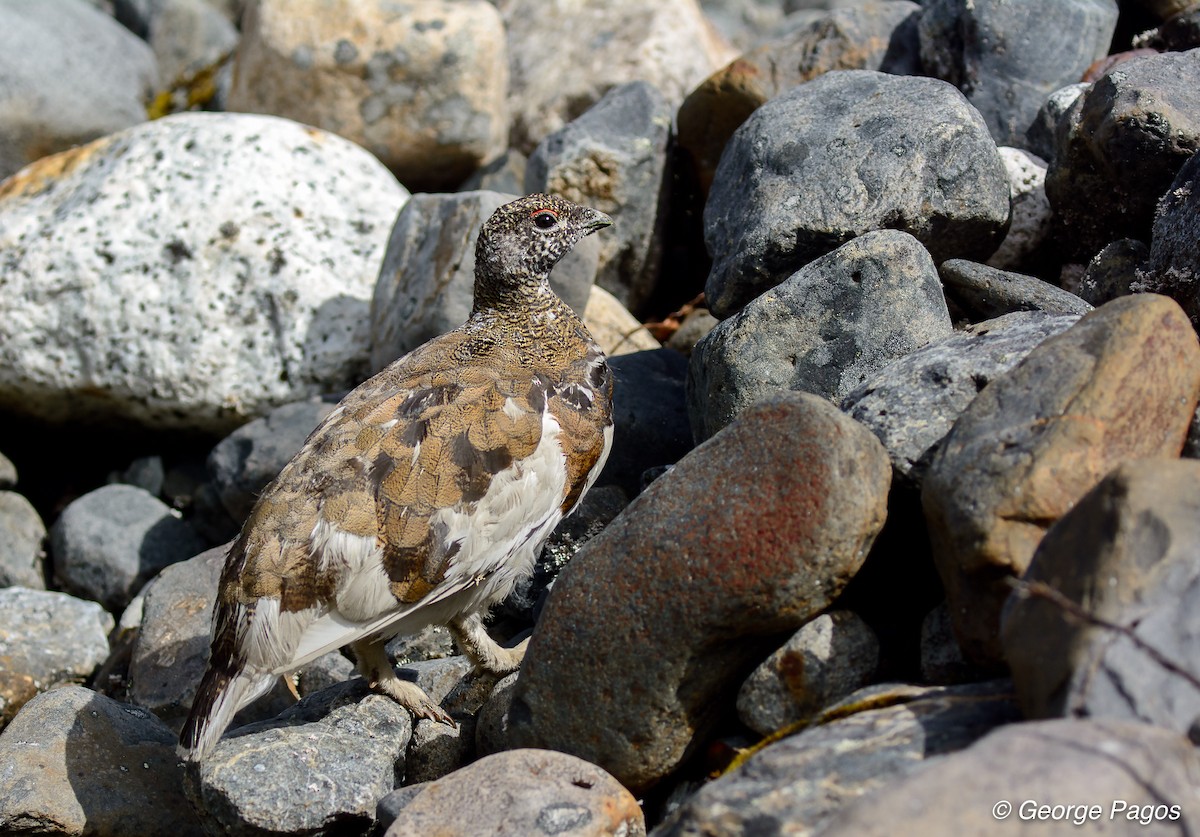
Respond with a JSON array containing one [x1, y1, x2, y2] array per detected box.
[[255, 409, 576, 676]]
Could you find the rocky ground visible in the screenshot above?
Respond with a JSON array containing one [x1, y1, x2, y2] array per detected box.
[[2, 0, 1200, 834]]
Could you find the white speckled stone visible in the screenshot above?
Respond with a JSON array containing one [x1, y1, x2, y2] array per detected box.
[[0, 0, 158, 180], [502, 0, 735, 152], [0, 112, 409, 432], [228, 0, 508, 191], [0, 588, 114, 728], [987, 147, 1052, 271]]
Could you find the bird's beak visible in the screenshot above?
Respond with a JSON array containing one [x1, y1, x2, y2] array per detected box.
[[583, 209, 613, 235]]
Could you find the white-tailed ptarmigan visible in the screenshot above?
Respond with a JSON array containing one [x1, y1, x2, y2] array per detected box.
[[179, 194, 614, 760]]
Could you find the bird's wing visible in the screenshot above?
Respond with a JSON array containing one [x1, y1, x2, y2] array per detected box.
[[216, 337, 561, 672]]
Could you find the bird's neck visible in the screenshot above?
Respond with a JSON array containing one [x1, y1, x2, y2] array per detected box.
[[471, 270, 564, 318]]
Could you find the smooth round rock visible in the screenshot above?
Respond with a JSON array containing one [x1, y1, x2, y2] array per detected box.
[[506, 392, 891, 793]]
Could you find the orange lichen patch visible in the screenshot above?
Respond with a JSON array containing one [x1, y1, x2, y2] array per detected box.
[[0, 138, 114, 201]]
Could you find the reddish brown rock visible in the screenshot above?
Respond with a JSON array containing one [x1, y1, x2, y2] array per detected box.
[[506, 392, 891, 793], [922, 294, 1200, 667], [382, 749, 644, 837]]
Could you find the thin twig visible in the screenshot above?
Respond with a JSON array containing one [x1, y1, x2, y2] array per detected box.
[[1009, 577, 1200, 696]]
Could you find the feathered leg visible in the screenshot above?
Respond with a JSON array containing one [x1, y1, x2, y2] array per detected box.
[[351, 638, 455, 726]]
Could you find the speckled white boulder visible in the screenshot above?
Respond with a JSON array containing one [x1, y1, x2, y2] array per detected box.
[[987, 147, 1052, 271], [0, 0, 158, 180], [228, 0, 508, 191], [502, 0, 735, 152], [0, 112, 409, 433]]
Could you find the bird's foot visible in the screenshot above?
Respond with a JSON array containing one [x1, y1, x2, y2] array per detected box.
[[352, 637, 456, 728], [371, 673, 456, 728]]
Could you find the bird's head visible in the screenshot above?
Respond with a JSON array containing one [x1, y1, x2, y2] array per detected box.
[[473, 193, 612, 311]]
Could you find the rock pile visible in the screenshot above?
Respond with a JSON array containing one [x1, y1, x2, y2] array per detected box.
[[3, 0, 1200, 834]]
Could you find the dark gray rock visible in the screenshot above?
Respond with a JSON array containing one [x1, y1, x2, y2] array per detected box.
[[0, 686, 202, 837], [474, 671, 519, 757], [110, 455, 165, 497], [1046, 49, 1200, 260], [49, 483, 207, 613], [1137, 6, 1200, 51], [0, 0, 158, 180], [383, 749, 645, 837], [369, 191, 598, 371], [654, 680, 1019, 837], [736, 610, 880, 737], [843, 311, 1080, 486], [1025, 82, 1088, 162], [459, 149, 528, 195], [526, 82, 672, 315], [917, 0, 1118, 147], [0, 588, 113, 728], [939, 259, 1093, 319], [1080, 238, 1149, 305], [1136, 150, 1200, 328], [704, 70, 1010, 318], [690, 230, 952, 443], [598, 349, 694, 496], [188, 679, 413, 836], [1002, 459, 1200, 735], [677, 1, 921, 194], [920, 601, 987, 685], [0, 491, 46, 589], [823, 718, 1200, 835], [506, 393, 891, 793], [207, 395, 340, 525], [923, 295, 1200, 667]]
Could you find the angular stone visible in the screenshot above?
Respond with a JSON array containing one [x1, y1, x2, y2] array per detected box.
[[581, 287, 661, 357], [502, 0, 734, 153], [526, 82, 672, 314], [116, 0, 239, 83], [0, 0, 157, 180], [1025, 82, 1087, 162], [506, 393, 891, 793], [1002, 459, 1200, 734], [736, 610, 879, 737], [822, 718, 1200, 834], [189, 680, 413, 836], [704, 70, 1010, 318], [598, 349, 693, 498], [1080, 238, 1149, 306], [655, 680, 1019, 837], [939, 260, 1093, 320], [0, 492, 45, 589], [690, 230, 952, 443], [207, 395, 340, 525], [0, 588, 113, 728], [917, 0, 1118, 147], [127, 545, 302, 731], [229, 0, 508, 191], [1046, 50, 1200, 259], [1136, 150, 1200, 328], [922, 294, 1200, 666], [369, 191, 597, 371], [678, 1, 922, 193], [843, 311, 1080, 486], [50, 484, 207, 613], [0, 112, 408, 433], [383, 749, 645, 837], [0, 686, 201, 837]]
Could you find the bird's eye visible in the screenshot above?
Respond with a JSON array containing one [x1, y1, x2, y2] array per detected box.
[[532, 210, 558, 229]]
